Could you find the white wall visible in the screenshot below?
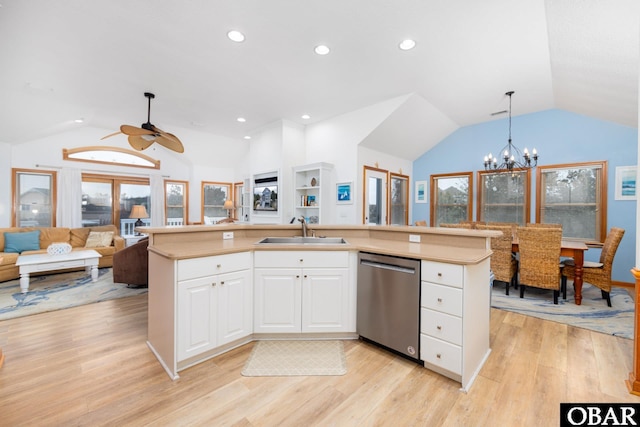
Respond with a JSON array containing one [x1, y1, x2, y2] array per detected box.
[[0, 142, 11, 227], [305, 98, 415, 224]]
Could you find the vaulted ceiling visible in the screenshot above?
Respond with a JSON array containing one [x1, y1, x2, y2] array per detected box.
[[1, 0, 637, 160]]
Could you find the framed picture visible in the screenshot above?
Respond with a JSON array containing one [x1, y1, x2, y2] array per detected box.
[[336, 182, 353, 204], [415, 180, 427, 204], [615, 166, 637, 200]]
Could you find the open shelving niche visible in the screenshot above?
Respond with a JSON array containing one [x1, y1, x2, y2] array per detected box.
[[293, 162, 335, 225]]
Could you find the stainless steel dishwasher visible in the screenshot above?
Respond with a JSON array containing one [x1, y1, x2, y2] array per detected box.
[[357, 251, 421, 362]]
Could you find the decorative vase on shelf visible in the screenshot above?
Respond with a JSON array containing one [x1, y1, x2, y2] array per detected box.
[[311, 177, 317, 187]]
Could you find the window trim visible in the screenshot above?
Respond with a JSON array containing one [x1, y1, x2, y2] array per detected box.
[[63, 146, 160, 169], [476, 168, 532, 225], [164, 179, 189, 226], [389, 172, 410, 226], [429, 171, 473, 227], [201, 181, 233, 223], [362, 165, 389, 225], [12, 168, 58, 227], [535, 161, 607, 243]]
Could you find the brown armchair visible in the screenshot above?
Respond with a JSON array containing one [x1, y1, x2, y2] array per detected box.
[[112, 237, 149, 287]]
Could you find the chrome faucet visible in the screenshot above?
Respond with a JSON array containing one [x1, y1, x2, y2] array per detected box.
[[298, 216, 307, 237]]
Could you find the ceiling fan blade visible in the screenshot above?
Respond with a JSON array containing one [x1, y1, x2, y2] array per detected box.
[[152, 126, 185, 153], [120, 124, 155, 136], [128, 134, 155, 151], [100, 130, 123, 140], [154, 133, 185, 153]]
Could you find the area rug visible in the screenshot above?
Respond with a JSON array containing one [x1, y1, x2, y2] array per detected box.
[[491, 282, 634, 339], [0, 268, 147, 321], [241, 340, 347, 377]]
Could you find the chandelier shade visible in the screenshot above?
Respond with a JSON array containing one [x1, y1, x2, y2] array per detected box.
[[483, 91, 538, 172]]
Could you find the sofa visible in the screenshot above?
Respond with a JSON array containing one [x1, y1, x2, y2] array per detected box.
[[0, 224, 125, 282], [113, 237, 148, 287]]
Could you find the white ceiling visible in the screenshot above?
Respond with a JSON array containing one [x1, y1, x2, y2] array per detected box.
[[0, 0, 638, 159]]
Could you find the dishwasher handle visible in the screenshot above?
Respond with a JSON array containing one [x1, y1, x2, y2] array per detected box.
[[359, 259, 416, 275]]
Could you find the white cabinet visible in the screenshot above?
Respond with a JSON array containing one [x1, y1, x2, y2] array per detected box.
[[293, 162, 334, 225], [177, 252, 252, 362], [254, 250, 353, 333], [419, 259, 491, 391]]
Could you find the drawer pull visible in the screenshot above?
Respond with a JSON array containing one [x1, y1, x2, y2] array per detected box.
[[437, 298, 443, 303], [296, 275, 300, 278], [220, 281, 224, 285], [212, 282, 216, 287], [299, 259, 304, 263], [436, 353, 442, 359], [437, 272, 442, 277], [437, 325, 442, 330], [304, 275, 308, 278], [217, 264, 222, 268]]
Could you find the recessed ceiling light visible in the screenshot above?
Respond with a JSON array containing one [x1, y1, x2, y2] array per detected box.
[[237, 117, 246, 123], [301, 114, 311, 120], [399, 39, 416, 50], [244, 135, 251, 140], [314, 45, 330, 55], [227, 30, 245, 43], [74, 118, 84, 123]]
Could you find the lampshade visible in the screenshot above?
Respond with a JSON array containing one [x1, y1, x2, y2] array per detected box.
[[223, 200, 234, 210], [129, 205, 149, 219]]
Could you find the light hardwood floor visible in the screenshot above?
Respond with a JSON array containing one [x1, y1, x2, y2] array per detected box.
[[0, 294, 638, 426]]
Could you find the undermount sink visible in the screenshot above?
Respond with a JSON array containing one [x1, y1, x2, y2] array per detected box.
[[256, 236, 348, 245]]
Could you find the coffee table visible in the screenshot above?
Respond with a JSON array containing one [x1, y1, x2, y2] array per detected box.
[[15, 250, 102, 293]]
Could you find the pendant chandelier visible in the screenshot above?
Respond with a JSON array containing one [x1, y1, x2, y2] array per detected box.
[[483, 91, 538, 172]]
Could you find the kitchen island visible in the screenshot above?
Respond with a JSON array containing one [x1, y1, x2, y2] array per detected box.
[[141, 223, 497, 391]]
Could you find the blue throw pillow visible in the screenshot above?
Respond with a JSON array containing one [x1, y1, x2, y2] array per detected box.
[[4, 230, 41, 254]]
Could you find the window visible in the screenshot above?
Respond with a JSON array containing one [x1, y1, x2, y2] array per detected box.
[[81, 174, 150, 233], [536, 161, 607, 242], [478, 169, 531, 225], [63, 146, 160, 169], [234, 181, 245, 221], [363, 166, 388, 225], [165, 180, 188, 226], [430, 172, 472, 226], [389, 172, 409, 225], [202, 182, 232, 224], [12, 168, 57, 227]]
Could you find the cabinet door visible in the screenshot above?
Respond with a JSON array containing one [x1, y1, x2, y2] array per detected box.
[[302, 268, 349, 332], [177, 276, 217, 361], [217, 269, 252, 346], [254, 268, 302, 333]]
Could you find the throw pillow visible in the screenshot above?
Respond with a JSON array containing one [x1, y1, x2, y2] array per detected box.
[[4, 230, 41, 253], [85, 231, 114, 248]]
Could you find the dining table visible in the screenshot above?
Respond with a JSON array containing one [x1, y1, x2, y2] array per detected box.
[[512, 239, 589, 305]]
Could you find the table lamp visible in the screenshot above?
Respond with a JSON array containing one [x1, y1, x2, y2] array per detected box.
[[223, 200, 235, 219], [129, 205, 149, 236]]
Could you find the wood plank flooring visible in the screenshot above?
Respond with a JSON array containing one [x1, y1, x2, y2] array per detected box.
[[1, 294, 639, 426]]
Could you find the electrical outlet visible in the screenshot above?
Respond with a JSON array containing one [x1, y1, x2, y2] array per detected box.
[[223, 232, 234, 240], [409, 234, 421, 243]]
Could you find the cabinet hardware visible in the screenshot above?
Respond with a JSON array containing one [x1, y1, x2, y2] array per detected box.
[[217, 264, 222, 268], [304, 275, 307, 278], [296, 275, 300, 278], [299, 259, 303, 262], [220, 281, 225, 285], [437, 272, 442, 277], [212, 282, 216, 287], [436, 353, 442, 359], [437, 298, 443, 303], [437, 325, 442, 330]]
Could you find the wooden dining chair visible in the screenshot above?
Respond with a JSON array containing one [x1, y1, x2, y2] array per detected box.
[[440, 223, 472, 229], [561, 227, 625, 307], [415, 220, 427, 226], [516, 226, 563, 304], [477, 224, 518, 295]]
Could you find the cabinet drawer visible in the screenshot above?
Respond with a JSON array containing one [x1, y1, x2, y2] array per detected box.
[[254, 250, 348, 268], [420, 334, 462, 375], [421, 282, 462, 316], [178, 252, 251, 281], [420, 308, 462, 346], [421, 261, 463, 288]]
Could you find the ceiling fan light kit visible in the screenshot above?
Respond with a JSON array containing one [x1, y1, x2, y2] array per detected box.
[[101, 92, 185, 153]]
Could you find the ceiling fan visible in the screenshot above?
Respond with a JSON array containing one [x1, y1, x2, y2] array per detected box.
[[101, 92, 184, 153]]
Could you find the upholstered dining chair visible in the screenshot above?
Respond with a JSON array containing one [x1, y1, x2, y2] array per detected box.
[[516, 226, 563, 304], [561, 227, 625, 307], [477, 224, 518, 295]]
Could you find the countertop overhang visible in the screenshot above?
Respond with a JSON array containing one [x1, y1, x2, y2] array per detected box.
[[140, 224, 498, 265]]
